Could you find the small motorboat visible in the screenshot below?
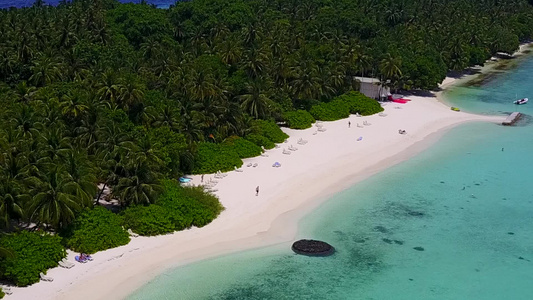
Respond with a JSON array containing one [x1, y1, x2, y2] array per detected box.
[[451, 107, 460, 112], [514, 98, 528, 105]]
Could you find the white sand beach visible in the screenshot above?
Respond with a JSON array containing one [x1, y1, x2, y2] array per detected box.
[[6, 86, 506, 300]]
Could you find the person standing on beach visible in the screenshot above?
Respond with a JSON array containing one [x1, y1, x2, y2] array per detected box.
[[348, 121, 351, 128], [201, 174, 204, 182], [256, 186, 259, 196]]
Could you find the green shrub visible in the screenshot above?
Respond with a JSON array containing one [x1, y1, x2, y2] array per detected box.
[[0, 287, 4, 299], [223, 136, 262, 158], [192, 142, 243, 174], [310, 100, 350, 121], [282, 110, 315, 129], [244, 134, 275, 149], [337, 91, 384, 115], [250, 120, 289, 143], [157, 181, 224, 228], [121, 205, 175, 236], [0, 231, 66, 286], [62, 207, 130, 254]]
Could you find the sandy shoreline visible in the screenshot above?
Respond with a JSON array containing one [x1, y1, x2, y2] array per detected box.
[[6, 80, 507, 300]]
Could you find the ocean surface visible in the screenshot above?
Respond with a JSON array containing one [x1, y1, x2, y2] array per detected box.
[[0, 0, 175, 9], [127, 54, 533, 300], [123, 55, 533, 299]]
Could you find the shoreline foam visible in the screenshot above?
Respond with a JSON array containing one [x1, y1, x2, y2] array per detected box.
[[7, 81, 505, 300]]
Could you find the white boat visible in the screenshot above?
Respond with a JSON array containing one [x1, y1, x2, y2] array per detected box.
[[514, 98, 528, 105]]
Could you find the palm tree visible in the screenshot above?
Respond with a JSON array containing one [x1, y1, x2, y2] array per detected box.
[[59, 90, 89, 119], [29, 55, 63, 86], [13, 81, 37, 104], [380, 53, 402, 83], [0, 180, 26, 228], [96, 70, 122, 103], [28, 168, 81, 229], [238, 79, 272, 119], [62, 150, 97, 207], [112, 155, 162, 207]]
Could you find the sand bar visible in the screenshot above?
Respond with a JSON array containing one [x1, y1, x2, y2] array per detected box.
[[7, 83, 505, 300]]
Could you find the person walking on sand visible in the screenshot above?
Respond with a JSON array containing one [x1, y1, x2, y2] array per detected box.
[[201, 174, 204, 182], [348, 121, 351, 128], [256, 186, 259, 196]]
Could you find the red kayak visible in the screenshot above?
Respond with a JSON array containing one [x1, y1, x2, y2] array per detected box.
[[388, 95, 411, 103]]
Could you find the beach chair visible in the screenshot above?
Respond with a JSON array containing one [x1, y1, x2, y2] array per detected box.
[[282, 149, 291, 155], [234, 166, 244, 172], [59, 260, 74, 269], [379, 112, 387, 117], [61, 258, 76, 268], [317, 127, 327, 132], [355, 113, 362, 117], [128, 228, 139, 237], [312, 131, 317, 135], [253, 163, 258, 167], [40, 272, 53, 282], [1, 286, 12, 295], [260, 153, 269, 157], [357, 123, 363, 128], [275, 144, 280, 148], [288, 145, 298, 151], [247, 163, 252, 167]]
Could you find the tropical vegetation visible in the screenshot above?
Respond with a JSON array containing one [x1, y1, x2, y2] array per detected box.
[[1, 0, 533, 287]]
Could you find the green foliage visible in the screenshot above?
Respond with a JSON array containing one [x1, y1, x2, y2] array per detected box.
[[336, 91, 384, 116], [245, 134, 275, 150], [120, 181, 224, 235], [310, 100, 350, 121], [121, 205, 175, 236], [250, 120, 288, 143], [62, 207, 130, 254], [0, 232, 66, 286], [0, 287, 4, 298], [157, 181, 224, 229], [147, 127, 187, 175], [283, 110, 315, 129], [192, 142, 243, 174], [223, 136, 262, 159]]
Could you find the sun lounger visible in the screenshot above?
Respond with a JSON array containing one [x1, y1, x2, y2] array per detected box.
[[260, 153, 269, 157], [234, 166, 244, 172], [59, 260, 74, 269], [272, 162, 281, 167], [247, 163, 252, 167], [282, 149, 291, 155], [357, 123, 363, 128], [40, 272, 53, 282], [61, 258, 75, 268], [275, 144, 280, 148], [1, 286, 12, 295], [316, 123, 323, 128], [253, 163, 258, 167], [312, 131, 317, 135], [355, 113, 362, 117], [317, 127, 327, 132], [379, 112, 387, 117], [128, 228, 139, 237]]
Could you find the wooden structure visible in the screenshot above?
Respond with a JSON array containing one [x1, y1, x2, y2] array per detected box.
[[357, 77, 390, 100], [502, 112, 521, 126]]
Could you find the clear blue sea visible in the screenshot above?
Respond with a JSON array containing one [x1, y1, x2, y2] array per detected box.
[[127, 56, 533, 299], [0, 0, 176, 9]]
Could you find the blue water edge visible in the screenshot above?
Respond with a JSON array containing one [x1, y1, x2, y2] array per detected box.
[[0, 0, 175, 9], [126, 58, 533, 299]]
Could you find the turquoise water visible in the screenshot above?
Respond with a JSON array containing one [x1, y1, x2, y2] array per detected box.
[[128, 57, 533, 300]]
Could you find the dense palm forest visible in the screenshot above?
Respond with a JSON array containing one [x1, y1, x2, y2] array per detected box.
[[1, 0, 533, 289]]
